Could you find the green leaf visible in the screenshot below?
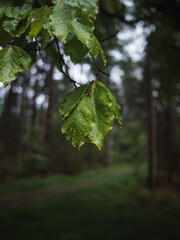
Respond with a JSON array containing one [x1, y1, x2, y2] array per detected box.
[[88, 81, 119, 149], [61, 95, 94, 149], [60, 84, 88, 119], [4, 18, 29, 37], [45, 3, 106, 65], [0, 6, 5, 21], [45, 4, 72, 43], [52, 0, 99, 20], [28, 6, 52, 39], [0, 46, 32, 86], [110, 92, 123, 126], [60, 81, 122, 150], [4, 6, 21, 18], [64, 36, 88, 64], [40, 29, 51, 50], [3, 4, 32, 37]]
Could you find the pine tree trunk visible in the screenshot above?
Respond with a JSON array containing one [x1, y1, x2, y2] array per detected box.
[[17, 74, 29, 162], [146, 55, 157, 190], [103, 133, 112, 167], [3, 86, 13, 154], [41, 64, 54, 145], [165, 99, 175, 184]]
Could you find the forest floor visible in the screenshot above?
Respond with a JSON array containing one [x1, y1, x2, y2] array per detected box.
[[0, 164, 132, 208], [0, 163, 180, 240]]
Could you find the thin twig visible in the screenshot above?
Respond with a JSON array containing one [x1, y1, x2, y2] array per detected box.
[[43, 37, 56, 50], [99, 29, 120, 42], [55, 38, 81, 88], [90, 53, 110, 77], [36, 38, 45, 62]]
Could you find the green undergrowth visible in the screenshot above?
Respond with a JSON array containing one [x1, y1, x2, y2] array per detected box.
[[0, 163, 180, 240], [0, 163, 130, 196]]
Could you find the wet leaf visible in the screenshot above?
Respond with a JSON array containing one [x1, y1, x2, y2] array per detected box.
[[0, 46, 32, 86], [45, 3, 106, 65], [52, 0, 98, 20], [60, 81, 122, 149], [60, 84, 88, 120]]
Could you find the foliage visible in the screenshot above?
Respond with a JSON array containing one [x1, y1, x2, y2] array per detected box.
[[60, 81, 122, 149], [0, 45, 31, 86], [0, 0, 121, 149]]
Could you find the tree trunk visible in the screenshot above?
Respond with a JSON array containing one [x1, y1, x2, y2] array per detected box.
[[165, 99, 175, 184], [41, 64, 54, 145], [3, 85, 14, 154], [146, 55, 157, 190], [103, 133, 112, 167], [17, 74, 29, 162]]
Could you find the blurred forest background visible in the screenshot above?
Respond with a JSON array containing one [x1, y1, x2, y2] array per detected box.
[[0, 0, 179, 189], [0, 1, 180, 240]]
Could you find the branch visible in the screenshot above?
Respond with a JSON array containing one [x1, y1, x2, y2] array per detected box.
[[43, 37, 56, 50], [55, 38, 81, 88], [90, 53, 110, 77], [36, 38, 45, 62], [99, 29, 120, 42]]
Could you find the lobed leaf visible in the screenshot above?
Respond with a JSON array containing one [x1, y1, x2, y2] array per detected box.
[[0, 46, 32, 86]]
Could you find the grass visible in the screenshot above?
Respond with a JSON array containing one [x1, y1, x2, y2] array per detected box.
[[0, 163, 180, 240], [0, 174, 73, 196], [0, 163, 131, 196]]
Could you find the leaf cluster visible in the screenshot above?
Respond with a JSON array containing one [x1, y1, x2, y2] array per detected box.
[[0, 0, 105, 86], [0, 0, 122, 149]]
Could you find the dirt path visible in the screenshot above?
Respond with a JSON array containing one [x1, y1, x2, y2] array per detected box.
[[0, 168, 130, 208]]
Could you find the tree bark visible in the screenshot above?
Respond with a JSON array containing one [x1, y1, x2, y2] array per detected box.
[[146, 55, 157, 190], [41, 64, 54, 145]]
